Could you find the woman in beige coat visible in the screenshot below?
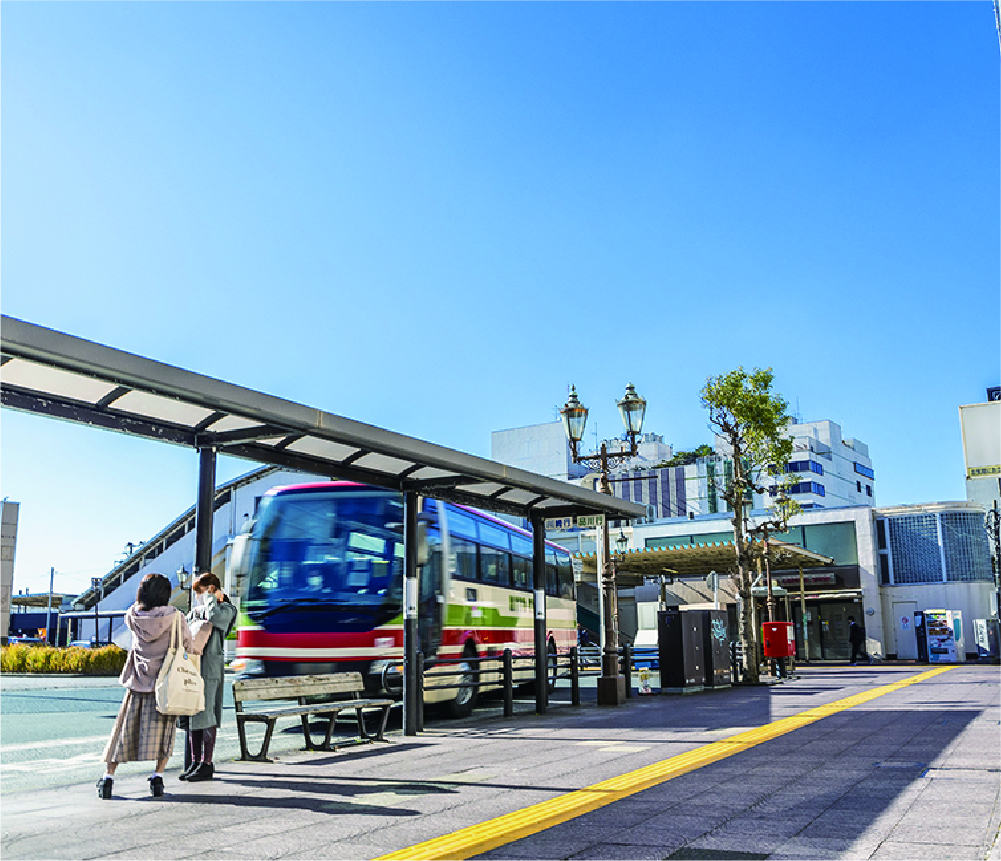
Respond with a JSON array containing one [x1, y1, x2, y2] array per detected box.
[[97, 573, 192, 799]]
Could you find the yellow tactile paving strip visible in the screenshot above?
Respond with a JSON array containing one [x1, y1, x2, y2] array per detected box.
[[376, 666, 953, 861]]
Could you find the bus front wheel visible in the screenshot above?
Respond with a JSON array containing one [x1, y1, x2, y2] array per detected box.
[[448, 644, 479, 718]]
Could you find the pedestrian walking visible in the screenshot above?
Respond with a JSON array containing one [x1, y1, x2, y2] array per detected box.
[[179, 571, 237, 783], [97, 573, 193, 800], [848, 615, 865, 665]]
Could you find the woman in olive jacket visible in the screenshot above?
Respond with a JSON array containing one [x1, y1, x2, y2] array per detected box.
[[180, 571, 237, 782]]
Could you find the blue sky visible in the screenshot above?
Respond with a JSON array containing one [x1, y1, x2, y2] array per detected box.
[[2, 2, 998, 596]]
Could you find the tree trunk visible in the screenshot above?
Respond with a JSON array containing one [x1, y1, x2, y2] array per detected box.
[[729, 458, 759, 684]]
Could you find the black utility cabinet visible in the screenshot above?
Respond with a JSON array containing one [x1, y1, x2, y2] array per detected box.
[[697, 608, 732, 687], [658, 607, 705, 689], [914, 611, 929, 663]]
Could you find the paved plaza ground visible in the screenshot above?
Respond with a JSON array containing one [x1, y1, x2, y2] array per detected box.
[[1, 664, 998, 860]]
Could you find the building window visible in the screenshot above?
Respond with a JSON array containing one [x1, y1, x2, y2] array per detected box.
[[887, 514, 941, 583], [876, 519, 887, 551], [857, 480, 862, 493], [879, 554, 891, 585], [787, 460, 824, 476], [865, 485, 872, 497], [854, 463, 875, 480], [940, 512, 993, 582], [789, 481, 825, 497]]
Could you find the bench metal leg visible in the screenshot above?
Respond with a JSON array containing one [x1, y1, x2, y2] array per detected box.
[[301, 711, 339, 751], [354, 706, 391, 742], [236, 715, 277, 762]]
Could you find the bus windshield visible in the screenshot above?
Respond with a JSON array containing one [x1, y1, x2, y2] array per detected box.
[[244, 489, 404, 623]]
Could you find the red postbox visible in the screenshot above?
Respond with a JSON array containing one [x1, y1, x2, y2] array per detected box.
[[762, 621, 795, 658]]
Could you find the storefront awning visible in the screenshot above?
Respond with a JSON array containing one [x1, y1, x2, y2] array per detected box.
[[576, 539, 833, 588]]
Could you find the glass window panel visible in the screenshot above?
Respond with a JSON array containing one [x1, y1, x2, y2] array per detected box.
[[511, 532, 533, 557], [802, 522, 858, 565], [941, 512, 993, 582], [452, 537, 478, 582], [478, 521, 511, 550], [888, 514, 942, 584], [448, 509, 478, 541], [511, 554, 531, 590]]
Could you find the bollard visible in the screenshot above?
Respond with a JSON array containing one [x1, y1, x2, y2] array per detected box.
[[416, 651, 424, 733], [570, 646, 580, 707], [503, 649, 513, 718], [623, 643, 632, 699]]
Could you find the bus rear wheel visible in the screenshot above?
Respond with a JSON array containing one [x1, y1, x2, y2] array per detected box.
[[448, 644, 479, 718]]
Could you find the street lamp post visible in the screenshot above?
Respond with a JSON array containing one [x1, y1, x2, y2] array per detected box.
[[561, 384, 647, 706]]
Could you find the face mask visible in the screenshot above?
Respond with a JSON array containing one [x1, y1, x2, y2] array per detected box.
[[195, 592, 209, 607]]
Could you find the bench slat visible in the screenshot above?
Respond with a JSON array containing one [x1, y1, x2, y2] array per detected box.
[[240, 699, 395, 721], [234, 672, 364, 701]]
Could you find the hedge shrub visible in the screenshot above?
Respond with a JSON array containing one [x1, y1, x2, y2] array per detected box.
[[1, 644, 126, 675]]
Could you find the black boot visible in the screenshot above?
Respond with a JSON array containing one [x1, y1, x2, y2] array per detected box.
[[185, 762, 214, 782], [149, 775, 164, 798], [96, 777, 113, 799], [178, 761, 201, 781]]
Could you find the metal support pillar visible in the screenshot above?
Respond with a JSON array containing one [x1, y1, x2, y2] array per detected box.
[[531, 513, 547, 715], [800, 560, 808, 660], [195, 447, 217, 578], [597, 503, 626, 705], [403, 491, 420, 736], [44, 566, 55, 645]]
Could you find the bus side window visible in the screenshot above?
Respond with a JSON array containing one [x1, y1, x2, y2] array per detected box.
[[511, 554, 530, 590], [452, 537, 477, 582], [558, 555, 575, 600], [479, 546, 507, 585], [545, 564, 559, 597]]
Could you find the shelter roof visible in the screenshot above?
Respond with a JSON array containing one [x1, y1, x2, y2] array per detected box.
[[0, 316, 645, 521], [575, 539, 833, 588], [10, 594, 72, 609]]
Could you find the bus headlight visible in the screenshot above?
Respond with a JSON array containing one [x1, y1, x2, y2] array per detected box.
[[241, 659, 265, 676]]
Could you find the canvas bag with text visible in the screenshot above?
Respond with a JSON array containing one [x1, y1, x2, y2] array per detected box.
[[154, 611, 205, 716]]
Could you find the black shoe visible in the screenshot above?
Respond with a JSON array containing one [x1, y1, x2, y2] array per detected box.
[[149, 775, 164, 797], [185, 762, 214, 782], [96, 777, 113, 800], [178, 761, 201, 781]]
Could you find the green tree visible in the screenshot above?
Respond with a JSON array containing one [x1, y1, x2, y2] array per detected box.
[[700, 367, 795, 684], [654, 443, 714, 469]]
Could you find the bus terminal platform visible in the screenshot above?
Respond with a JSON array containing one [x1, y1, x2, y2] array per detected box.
[[2, 664, 999, 861]]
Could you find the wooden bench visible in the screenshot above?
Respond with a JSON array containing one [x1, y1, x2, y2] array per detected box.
[[233, 672, 395, 762]]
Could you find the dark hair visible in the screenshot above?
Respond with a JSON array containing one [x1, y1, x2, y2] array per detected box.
[[137, 573, 172, 610], [847, 616, 855, 623], [193, 572, 222, 592]]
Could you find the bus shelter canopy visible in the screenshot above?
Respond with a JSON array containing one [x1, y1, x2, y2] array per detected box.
[[575, 539, 833, 588], [1, 316, 645, 523]]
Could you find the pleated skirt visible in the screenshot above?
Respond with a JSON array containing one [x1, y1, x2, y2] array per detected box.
[[102, 689, 177, 764]]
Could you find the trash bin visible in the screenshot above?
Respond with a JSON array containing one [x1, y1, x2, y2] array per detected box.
[[658, 607, 705, 692]]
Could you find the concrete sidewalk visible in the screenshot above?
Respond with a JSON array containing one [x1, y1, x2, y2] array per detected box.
[[2, 665, 998, 861]]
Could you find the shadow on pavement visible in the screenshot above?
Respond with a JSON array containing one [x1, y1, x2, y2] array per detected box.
[[474, 704, 989, 861]]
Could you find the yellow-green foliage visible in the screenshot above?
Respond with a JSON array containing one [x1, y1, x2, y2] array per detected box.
[[1, 644, 126, 675]]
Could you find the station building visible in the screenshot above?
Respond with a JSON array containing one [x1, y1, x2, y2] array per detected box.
[[555, 499, 993, 662]]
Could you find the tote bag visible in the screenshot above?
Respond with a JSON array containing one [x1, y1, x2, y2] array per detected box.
[[154, 611, 205, 716]]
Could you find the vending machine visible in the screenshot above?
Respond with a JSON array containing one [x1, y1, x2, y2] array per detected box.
[[922, 609, 966, 663]]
